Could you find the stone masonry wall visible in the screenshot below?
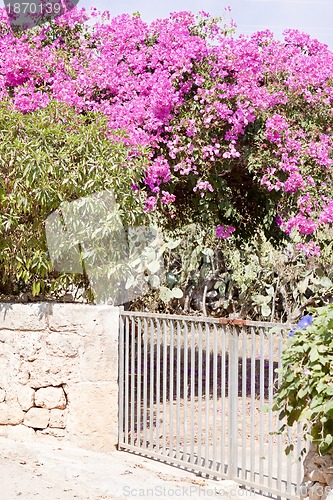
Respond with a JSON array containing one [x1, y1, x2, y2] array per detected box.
[[0, 303, 119, 452], [301, 444, 333, 499]]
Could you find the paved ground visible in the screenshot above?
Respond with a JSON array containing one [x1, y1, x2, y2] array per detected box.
[[0, 436, 266, 500]]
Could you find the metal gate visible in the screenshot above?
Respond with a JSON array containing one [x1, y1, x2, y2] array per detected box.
[[118, 311, 305, 499]]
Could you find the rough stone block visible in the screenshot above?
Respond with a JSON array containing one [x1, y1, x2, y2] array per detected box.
[[45, 332, 80, 358], [0, 353, 30, 389], [35, 387, 66, 409], [66, 382, 118, 451], [49, 409, 67, 428], [28, 357, 79, 388], [310, 470, 326, 484], [15, 332, 43, 361], [47, 304, 118, 335], [36, 428, 66, 439], [309, 482, 326, 500], [326, 473, 333, 488], [24, 407, 50, 429], [0, 303, 48, 331], [0, 402, 25, 425], [17, 386, 35, 411], [79, 331, 118, 382], [314, 456, 330, 467]]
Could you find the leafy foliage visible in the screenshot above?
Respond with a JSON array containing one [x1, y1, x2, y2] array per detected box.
[[273, 304, 333, 455], [0, 8, 332, 256], [130, 225, 333, 321], [0, 100, 149, 298]]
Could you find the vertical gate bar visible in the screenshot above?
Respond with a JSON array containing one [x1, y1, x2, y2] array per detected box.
[[176, 320, 181, 460], [118, 313, 124, 446], [241, 325, 247, 480], [169, 320, 175, 457], [287, 425, 292, 496], [190, 322, 196, 465], [124, 315, 130, 445], [183, 320, 189, 462], [212, 323, 218, 473], [296, 421, 303, 496], [220, 324, 226, 474], [250, 326, 256, 483], [276, 330, 283, 493], [198, 322, 203, 467], [143, 317, 148, 448], [155, 318, 161, 452], [267, 327, 274, 491], [130, 317, 136, 447], [136, 318, 142, 448], [259, 327, 265, 484], [228, 324, 238, 480], [205, 322, 211, 468], [149, 318, 155, 451], [162, 319, 168, 455]]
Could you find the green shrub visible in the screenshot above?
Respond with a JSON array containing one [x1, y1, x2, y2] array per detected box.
[[273, 304, 333, 455], [0, 100, 149, 298]]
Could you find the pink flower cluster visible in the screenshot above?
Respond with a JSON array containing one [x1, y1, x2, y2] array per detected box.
[[296, 241, 321, 258], [216, 225, 235, 239], [265, 114, 289, 145], [0, 8, 332, 254], [193, 181, 214, 197]]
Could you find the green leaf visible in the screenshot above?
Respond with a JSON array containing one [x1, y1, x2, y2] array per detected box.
[[149, 275, 160, 288], [172, 287, 183, 299], [166, 238, 181, 249], [261, 304, 271, 317], [320, 277, 333, 288], [297, 386, 308, 399], [202, 248, 214, 256], [159, 286, 174, 303], [146, 260, 161, 274], [310, 350, 319, 362], [298, 277, 309, 294], [299, 407, 312, 421], [324, 401, 333, 414], [285, 444, 294, 455], [32, 281, 40, 296]]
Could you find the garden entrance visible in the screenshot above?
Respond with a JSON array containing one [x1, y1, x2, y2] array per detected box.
[[118, 311, 305, 499]]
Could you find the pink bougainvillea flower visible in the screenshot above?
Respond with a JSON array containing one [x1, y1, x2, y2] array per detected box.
[[216, 225, 235, 239], [0, 7, 331, 256]]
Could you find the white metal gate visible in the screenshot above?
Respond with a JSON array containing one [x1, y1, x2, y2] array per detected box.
[[118, 311, 305, 499]]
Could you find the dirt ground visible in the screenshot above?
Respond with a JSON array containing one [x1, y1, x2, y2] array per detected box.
[[0, 436, 266, 500]]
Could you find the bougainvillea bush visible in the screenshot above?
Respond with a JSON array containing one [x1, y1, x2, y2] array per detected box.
[[0, 6, 333, 299], [0, 7, 332, 256]]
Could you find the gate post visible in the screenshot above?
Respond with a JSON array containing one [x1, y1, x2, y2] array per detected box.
[[118, 306, 124, 449], [228, 326, 239, 480]]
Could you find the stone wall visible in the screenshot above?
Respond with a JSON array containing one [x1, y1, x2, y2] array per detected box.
[[0, 303, 119, 452], [301, 444, 333, 499]]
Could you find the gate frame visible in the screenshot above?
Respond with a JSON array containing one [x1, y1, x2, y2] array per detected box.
[[118, 310, 304, 499]]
